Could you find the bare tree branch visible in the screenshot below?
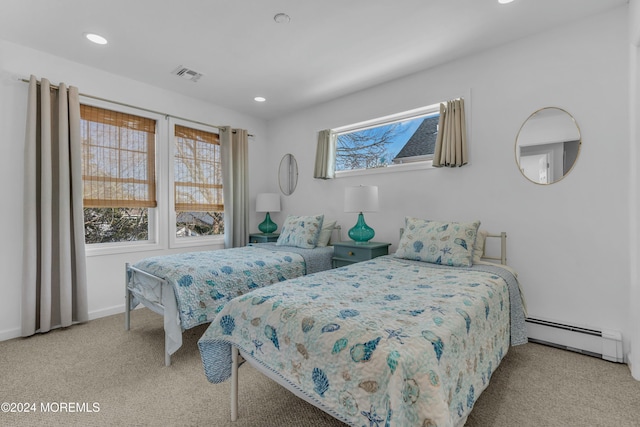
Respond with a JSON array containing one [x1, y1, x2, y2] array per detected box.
[[336, 123, 405, 171]]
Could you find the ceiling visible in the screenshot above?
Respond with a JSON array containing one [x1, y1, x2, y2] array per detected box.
[[0, 0, 627, 120]]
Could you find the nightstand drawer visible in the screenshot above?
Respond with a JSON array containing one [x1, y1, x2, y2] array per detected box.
[[333, 244, 379, 262], [249, 233, 279, 244], [332, 259, 355, 268], [331, 241, 391, 267]]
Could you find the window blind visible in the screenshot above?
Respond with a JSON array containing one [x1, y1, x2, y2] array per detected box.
[[174, 125, 223, 212], [80, 104, 157, 208]]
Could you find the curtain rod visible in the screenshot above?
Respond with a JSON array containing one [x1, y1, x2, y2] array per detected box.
[[19, 78, 254, 137]]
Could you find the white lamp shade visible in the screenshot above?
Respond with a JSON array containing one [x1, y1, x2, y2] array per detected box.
[[344, 185, 379, 213], [256, 193, 281, 212]]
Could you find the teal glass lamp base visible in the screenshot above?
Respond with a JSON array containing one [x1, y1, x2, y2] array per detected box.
[[348, 212, 375, 244], [258, 212, 278, 234]]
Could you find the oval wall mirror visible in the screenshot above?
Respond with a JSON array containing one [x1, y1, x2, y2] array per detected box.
[[278, 153, 298, 195], [515, 107, 581, 185]]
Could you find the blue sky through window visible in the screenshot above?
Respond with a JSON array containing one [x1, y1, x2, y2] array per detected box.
[[386, 119, 422, 161], [336, 113, 435, 171]]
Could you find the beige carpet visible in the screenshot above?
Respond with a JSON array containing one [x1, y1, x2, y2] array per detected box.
[[1, 308, 639, 427]]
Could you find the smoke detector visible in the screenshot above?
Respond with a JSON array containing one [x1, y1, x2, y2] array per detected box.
[[171, 66, 203, 83], [274, 13, 291, 24]]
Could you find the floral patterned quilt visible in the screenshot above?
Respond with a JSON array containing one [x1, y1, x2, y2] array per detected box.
[[131, 245, 322, 331], [198, 256, 526, 427]]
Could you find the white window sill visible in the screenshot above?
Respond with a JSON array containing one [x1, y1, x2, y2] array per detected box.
[[170, 235, 225, 250], [86, 241, 163, 257], [86, 235, 226, 257], [335, 160, 435, 178]]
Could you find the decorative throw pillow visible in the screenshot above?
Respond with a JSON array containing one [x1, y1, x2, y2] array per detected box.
[[395, 217, 480, 267], [473, 229, 488, 264], [316, 220, 337, 247], [276, 214, 325, 249]]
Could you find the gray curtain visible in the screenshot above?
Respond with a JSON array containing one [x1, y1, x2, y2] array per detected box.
[[221, 127, 249, 248], [22, 75, 88, 336], [433, 98, 468, 167], [313, 129, 336, 179]]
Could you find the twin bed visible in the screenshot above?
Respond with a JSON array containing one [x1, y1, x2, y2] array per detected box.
[[197, 219, 527, 426], [125, 214, 337, 365]]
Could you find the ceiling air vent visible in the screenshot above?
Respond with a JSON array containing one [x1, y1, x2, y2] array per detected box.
[[171, 66, 203, 83]]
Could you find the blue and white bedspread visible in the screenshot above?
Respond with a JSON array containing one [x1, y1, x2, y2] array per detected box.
[[198, 256, 526, 427], [130, 243, 333, 332], [258, 243, 335, 276]]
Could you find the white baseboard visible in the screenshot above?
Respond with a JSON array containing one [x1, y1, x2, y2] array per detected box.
[[0, 304, 128, 343], [88, 304, 126, 320], [0, 327, 21, 342]]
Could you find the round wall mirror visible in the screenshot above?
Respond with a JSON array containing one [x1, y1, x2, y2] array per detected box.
[[278, 153, 298, 195], [515, 107, 581, 185]]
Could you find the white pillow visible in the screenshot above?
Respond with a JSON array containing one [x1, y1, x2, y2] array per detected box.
[[473, 229, 488, 264], [316, 220, 337, 247]]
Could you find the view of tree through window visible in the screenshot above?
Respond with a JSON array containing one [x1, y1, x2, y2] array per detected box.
[[79, 105, 227, 246], [84, 207, 149, 243], [175, 211, 223, 237], [80, 104, 157, 244], [174, 125, 224, 238], [335, 110, 439, 172]]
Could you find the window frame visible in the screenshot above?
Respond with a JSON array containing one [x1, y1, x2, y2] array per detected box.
[[80, 97, 166, 256], [332, 102, 442, 178], [168, 117, 225, 249], [331, 92, 473, 178]]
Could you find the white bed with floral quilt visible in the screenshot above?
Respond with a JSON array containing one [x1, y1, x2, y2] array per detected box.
[[126, 214, 338, 365], [198, 219, 527, 426]]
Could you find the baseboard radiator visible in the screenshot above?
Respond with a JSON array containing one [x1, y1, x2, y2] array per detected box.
[[526, 317, 624, 363]]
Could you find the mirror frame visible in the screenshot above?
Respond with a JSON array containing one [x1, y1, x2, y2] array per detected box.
[[515, 107, 582, 185], [278, 153, 298, 195]]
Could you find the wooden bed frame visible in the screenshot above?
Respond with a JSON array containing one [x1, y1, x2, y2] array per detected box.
[[228, 231, 508, 421]]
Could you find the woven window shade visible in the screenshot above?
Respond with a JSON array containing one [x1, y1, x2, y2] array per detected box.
[[80, 104, 157, 208], [174, 125, 223, 212]]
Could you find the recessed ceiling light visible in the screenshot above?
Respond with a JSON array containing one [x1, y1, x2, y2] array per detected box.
[[498, 0, 515, 4], [85, 33, 108, 45], [254, 96, 266, 102], [273, 13, 291, 24]]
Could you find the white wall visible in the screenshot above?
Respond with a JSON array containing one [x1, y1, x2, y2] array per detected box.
[[265, 7, 632, 353], [0, 39, 270, 340]]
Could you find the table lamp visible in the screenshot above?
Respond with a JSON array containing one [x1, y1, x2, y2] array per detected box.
[[256, 193, 281, 234], [344, 185, 378, 244]]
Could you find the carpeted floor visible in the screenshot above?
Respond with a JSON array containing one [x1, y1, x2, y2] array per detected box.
[[1, 308, 639, 427]]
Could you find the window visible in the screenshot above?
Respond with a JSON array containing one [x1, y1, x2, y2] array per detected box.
[[173, 124, 224, 238], [79, 100, 227, 252], [334, 104, 440, 174], [80, 104, 157, 244]]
